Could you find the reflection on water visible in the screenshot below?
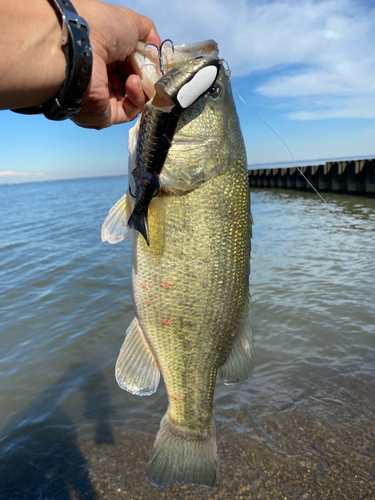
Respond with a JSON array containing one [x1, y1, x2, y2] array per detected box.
[[0, 179, 374, 498]]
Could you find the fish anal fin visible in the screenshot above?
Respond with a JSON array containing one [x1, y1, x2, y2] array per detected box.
[[218, 318, 255, 385], [146, 414, 217, 488], [115, 317, 160, 396]]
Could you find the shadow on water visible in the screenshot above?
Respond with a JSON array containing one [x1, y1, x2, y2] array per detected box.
[[81, 368, 115, 446], [0, 364, 114, 500]]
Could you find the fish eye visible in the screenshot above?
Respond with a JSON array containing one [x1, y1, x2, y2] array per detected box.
[[207, 83, 222, 99]]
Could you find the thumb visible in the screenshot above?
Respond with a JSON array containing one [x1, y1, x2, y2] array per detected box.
[[74, 0, 161, 64]]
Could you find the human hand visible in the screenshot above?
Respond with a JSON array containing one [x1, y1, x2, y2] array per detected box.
[[71, 0, 161, 129]]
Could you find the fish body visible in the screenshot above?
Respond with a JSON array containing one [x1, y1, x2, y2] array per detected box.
[[102, 41, 254, 488]]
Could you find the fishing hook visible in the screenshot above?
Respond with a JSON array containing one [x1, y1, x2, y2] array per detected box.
[[143, 39, 175, 75], [219, 58, 231, 78]]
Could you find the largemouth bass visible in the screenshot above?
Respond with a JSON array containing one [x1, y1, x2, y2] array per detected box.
[[102, 40, 254, 488]]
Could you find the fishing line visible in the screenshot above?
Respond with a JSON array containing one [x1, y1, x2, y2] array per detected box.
[[232, 84, 343, 220]]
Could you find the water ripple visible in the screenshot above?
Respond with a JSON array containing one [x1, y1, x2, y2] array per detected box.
[[0, 180, 374, 498]]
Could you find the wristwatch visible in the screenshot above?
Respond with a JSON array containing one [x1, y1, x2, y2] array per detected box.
[[12, 0, 93, 121]]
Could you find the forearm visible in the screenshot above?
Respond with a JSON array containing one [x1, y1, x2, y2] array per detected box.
[[0, 0, 160, 128], [0, 0, 66, 109]]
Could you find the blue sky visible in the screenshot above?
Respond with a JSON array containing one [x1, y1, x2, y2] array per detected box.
[[1, 0, 375, 184]]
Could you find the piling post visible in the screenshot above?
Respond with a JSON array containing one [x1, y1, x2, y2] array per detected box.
[[347, 160, 366, 195], [295, 166, 307, 190], [270, 168, 279, 188], [364, 159, 375, 197], [257, 169, 265, 188], [318, 163, 332, 192], [286, 167, 297, 189], [248, 170, 254, 187], [305, 165, 321, 192], [277, 168, 287, 188], [264, 168, 272, 188], [332, 161, 347, 193]]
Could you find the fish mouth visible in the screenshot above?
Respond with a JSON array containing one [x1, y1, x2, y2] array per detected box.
[[131, 39, 220, 100]]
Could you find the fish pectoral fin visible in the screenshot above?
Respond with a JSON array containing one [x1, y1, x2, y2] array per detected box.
[[101, 191, 132, 244], [218, 317, 255, 385], [115, 317, 160, 396]]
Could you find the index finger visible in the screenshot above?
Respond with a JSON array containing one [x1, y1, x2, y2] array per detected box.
[[136, 13, 162, 46]]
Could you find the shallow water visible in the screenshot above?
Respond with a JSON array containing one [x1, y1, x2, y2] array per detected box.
[[0, 177, 374, 499]]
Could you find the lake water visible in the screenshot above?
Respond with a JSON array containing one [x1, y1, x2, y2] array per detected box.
[[0, 177, 374, 500]]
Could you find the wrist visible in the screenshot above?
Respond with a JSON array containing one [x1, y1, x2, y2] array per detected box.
[[44, 0, 93, 120], [10, 0, 93, 120], [0, 0, 66, 109]]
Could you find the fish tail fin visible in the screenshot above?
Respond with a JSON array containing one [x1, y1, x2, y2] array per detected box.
[[128, 208, 149, 245], [146, 413, 218, 488]]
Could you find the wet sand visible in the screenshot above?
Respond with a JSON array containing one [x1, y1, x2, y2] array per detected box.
[[79, 374, 374, 500]]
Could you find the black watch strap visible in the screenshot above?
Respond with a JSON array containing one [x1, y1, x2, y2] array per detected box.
[[12, 0, 92, 121]]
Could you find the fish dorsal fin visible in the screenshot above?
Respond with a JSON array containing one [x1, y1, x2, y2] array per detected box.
[[218, 317, 255, 385], [101, 192, 132, 244], [115, 317, 160, 396]]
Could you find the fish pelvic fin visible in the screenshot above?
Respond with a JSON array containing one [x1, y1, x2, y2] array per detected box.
[[127, 208, 150, 245], [146, 414, 218, 488], [115, 317, 160, 396], [101, 191, 132, 244], [218, 317, 255, 385]]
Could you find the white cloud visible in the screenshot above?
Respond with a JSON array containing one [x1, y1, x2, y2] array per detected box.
[[113, 0, 375, 120], [288, 96, 375, 120], [0, 171, 44, 177], [0, 171, 45, 184]]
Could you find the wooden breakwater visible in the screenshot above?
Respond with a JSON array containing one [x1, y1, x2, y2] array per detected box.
[[248, 158, 375, 197]]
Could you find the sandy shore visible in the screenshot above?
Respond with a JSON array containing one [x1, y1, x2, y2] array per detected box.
[[79, 374, 374, 500]]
